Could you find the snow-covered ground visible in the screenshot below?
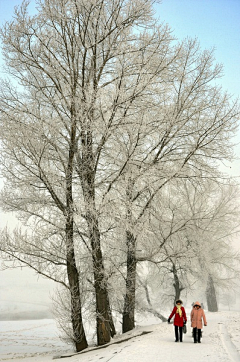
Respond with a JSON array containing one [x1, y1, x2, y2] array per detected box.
[[0, 311, 239, 362]]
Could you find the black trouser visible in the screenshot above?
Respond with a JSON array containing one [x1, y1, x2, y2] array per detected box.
[[175, 326, 183, 341], [193, 327, 201, 342]]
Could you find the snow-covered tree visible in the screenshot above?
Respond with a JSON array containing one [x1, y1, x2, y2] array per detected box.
[[108, 38, 240, 331], [0, 0, 239, 348], [0, 0, 174, 348]]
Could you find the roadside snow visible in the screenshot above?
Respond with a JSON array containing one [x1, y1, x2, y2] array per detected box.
[[0, 311, 239, 362], [0, 319, 72, 361], [225, 312, 240, 353]]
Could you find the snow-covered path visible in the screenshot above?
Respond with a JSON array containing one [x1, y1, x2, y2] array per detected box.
[[0, 311, 239, 362], [62, 311, 240, 362]]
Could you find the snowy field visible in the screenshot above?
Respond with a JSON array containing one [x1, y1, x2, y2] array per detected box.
[[0, 311, 240, 362]]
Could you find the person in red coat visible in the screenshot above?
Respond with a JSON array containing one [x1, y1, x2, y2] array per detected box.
[[168, 299, 187, 342]]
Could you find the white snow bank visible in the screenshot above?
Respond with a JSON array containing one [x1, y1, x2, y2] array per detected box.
[[0, 319, 72, 361]]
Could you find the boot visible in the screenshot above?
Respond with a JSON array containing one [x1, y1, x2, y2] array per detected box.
[[198, 329, 201, 343], [175, 326, 179, 342], [193, 328, 197, 343], [179, 327, 183, 342]]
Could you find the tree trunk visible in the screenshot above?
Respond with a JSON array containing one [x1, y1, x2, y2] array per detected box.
[[80, 129, 112, 345], [206, 274, 218, 312], [172, 262, 183, 303], [66, 121, 88, 351], [66, 244, 88, 351], [89, 213, 112, 345], [143, 283, 167, 322], [106, 291, 116, 338], [122, 230, 137, 333]]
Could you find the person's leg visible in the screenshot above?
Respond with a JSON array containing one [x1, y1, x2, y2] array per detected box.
[[198, 329, 201, 343], [175, 326, 179, 342], [193, 327, 197, 343], [179, 327, 183, 342]]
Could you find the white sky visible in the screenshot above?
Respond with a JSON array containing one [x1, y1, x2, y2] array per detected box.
[[0, 0, 240, 308]]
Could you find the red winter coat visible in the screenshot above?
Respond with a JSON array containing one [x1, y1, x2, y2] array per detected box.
[[191, 302, 207, 329], [169, 306, 187, 327]]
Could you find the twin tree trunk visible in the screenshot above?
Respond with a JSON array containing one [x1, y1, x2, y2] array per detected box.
[[81, 129, 115, 345], [206, 274, 218, 312], [122, 230, 137, 333], [66, 120, 88, 351], [87, 211, 113, 344], [171, 261, 184, 303], [122, 178, 137, 333], [66, 239, 88, 351]]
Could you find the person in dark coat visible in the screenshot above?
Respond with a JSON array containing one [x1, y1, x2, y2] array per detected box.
[[168, 299, 187, 342]]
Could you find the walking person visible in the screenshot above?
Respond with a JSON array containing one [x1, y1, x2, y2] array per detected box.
[[191, 301, 207, 343], [168, 299, 187, 342]]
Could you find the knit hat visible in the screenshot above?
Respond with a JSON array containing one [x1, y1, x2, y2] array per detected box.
[[194, 301, 201, 307]]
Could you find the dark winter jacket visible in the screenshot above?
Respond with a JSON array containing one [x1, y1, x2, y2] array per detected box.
[[169, 306, 187, 327]]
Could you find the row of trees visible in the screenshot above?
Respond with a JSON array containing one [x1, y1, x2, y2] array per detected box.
[[0, 0, 240, 351], [137, 180, 240, 316]]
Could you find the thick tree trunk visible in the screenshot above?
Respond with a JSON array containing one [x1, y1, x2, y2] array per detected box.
[[66, 243, 88, 351], [66, 122, 88, 351], [106, 292, 116, 338], [89, 214, 111, 345], [171, 262, 183, 303], [122, 230, 137, 333], [80, 129, 112, 345], [206, 274, 218, 312]]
